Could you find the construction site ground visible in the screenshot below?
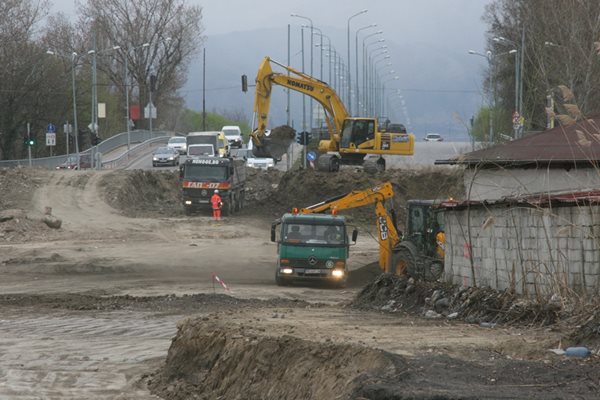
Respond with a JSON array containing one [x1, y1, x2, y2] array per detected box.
[[0, 166, 598, 399]]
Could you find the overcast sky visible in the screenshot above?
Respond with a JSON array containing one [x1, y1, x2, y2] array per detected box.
[[51, 0, 493, 138], [53, 0, 490, 40]]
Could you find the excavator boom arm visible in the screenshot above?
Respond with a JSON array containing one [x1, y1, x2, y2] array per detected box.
[[252, 57, 349, 144]]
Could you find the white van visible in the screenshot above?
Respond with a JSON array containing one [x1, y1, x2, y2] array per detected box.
[[221, 125, 243, 148]]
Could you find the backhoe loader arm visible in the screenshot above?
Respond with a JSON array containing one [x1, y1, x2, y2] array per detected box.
[[298, 182, 401, 274], [252, 56, 349, 148], [300, 182, 394, 214]]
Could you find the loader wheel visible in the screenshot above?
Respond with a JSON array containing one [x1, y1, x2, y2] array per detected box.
[[391, 242, 420, 277], [427, 260, 444, 281]]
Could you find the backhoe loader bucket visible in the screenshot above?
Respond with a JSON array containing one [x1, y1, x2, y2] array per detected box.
[[252, 125, 296, 160]]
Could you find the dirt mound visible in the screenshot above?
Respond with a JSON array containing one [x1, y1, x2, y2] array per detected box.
[[353, 274, 562, 325], [0, 167, 48, 210], [100, 170, 181, 217], [244, 167, 284, 204], [0, 292, 313, 313], [149, 315, 600, 400], [250, 166, 464, 223], [0, 167, 64, 243], [347, 262, 382, 287], [148, 316, 405, 400]]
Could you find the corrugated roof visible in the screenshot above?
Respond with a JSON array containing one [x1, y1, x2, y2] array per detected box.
[[436, 117, 600, 166], [440, 189, 600, 210]]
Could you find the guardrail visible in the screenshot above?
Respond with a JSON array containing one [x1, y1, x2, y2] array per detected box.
[[0, 130, 181, 169], [101, 136, 170, 169]]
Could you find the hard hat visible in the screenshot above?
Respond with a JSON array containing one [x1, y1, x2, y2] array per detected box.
[[214, 189, 219, 193]]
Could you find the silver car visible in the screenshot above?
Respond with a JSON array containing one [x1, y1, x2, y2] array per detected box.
[[152, 146, 180, 167], [167, 136, 187, 154]]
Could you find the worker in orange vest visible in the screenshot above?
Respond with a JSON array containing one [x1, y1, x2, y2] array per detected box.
[[210, 189, 223, 221]]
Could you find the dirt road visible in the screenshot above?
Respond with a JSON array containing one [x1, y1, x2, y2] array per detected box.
[[0, 168, 598, 399]]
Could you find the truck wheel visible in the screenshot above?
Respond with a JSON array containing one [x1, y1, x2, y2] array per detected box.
[[275, 270, 289, 286], [239, 191, 245, 211], [317, 154, 340, 172], [391, 242, 420, 277], [376, 157, 386, 172], [363, 160, 377, 174], [184, 207, 192, 216]]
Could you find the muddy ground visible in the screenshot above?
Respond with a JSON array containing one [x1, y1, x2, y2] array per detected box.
[[0, 166, 599, 399]]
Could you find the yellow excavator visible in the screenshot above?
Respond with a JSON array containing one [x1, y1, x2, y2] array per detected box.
[[250, 57, 415, 172], [297, 181, 445, 280]]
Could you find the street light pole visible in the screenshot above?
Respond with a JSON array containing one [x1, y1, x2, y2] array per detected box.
[[291, 13, 314, 136], [347, 9, 368, 116], [356, 24, 377, 116], [469, 50, 494, 143], [363, 33, 384, 113]]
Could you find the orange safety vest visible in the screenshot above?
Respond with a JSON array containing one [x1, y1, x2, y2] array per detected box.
[[210, 193, 222, 210]]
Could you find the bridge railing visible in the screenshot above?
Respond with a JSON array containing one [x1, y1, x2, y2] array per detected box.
[[0, 130, 182, 169]]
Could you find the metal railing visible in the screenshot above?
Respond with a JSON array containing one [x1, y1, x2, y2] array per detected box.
[[0, 130, 181, 169]]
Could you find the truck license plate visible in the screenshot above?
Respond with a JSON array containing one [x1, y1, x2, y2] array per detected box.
[[305, 269, 320, 274]]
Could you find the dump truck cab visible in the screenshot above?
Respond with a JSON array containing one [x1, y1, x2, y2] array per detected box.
[[271, 213, 357, 287]]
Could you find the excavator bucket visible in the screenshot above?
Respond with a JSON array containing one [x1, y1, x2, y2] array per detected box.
[[252, 125, 296, 160]]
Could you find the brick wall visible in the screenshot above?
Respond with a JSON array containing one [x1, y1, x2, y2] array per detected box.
[[444, 204, 600, 295]]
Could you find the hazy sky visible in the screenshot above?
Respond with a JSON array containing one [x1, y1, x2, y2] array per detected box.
[[53, 0, 489, 38], [51, 0, 493, 137]]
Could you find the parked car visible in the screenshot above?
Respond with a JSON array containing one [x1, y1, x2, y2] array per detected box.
[[222, 125, 243, 148], [56, 154, 92, 170], [424, 133, 443, 142], [152, 146, 180, 167], [239, 148, 274, 169], [167, 136, 187, 154]]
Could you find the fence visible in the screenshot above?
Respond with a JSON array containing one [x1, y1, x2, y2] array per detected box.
[[0, 130, 181, 170]]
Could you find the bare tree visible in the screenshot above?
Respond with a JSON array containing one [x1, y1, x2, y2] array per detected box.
[[78, 0, 204, 131], [0, 0, 69, 159], [484, 0, 600, 133]]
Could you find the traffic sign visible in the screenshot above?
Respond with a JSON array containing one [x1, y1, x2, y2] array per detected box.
[[46, 132, 56, 146], [307, 151, 317, 161], [47, 123, 56, 133]]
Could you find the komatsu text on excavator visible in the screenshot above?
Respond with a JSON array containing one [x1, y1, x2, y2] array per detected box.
[[249, 57, 415, 172]]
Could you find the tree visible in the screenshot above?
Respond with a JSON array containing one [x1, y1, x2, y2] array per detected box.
[[484, 1, 600, 134], [79, 0, 204, 132], [0, 0, 70, 159]]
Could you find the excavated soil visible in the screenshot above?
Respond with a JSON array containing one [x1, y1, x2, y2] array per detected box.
[[95, 166, 463, 224], [148, 313, 600, 400], [2, 166, 600, 399]]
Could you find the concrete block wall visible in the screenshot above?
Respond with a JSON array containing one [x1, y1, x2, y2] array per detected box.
[[444, 204, 600, 295]]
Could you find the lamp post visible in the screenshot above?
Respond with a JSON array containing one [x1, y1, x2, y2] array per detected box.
[[468, 50, 494, 143], [494, 36, 521, 137], [371, 55, 390, 116], [355, 24, 377, 116], [291, 13, 313, 134], [47, 50, 81, 169], [364, 37, 385, 113], [362, 31, 383, 112], [113, 42, 150, 154], [381, 76, 399, 119], [347, 9, 368, 115]]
